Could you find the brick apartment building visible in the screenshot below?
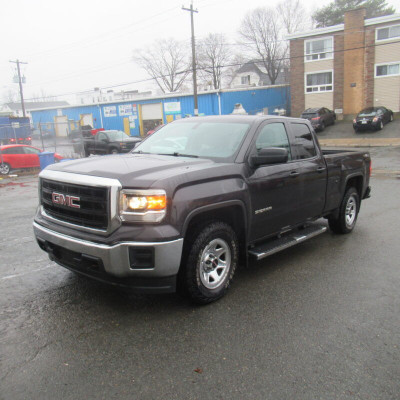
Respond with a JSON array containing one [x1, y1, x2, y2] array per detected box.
[[287, 9, 400, 118]]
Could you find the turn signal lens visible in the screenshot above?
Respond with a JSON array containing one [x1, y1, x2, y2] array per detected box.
[[147, 195, 167, 210]]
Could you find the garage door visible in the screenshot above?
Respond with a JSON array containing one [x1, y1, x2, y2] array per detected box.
[[141, 103, 162, 120]]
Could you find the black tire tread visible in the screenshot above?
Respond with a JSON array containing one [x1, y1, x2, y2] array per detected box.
[[179, 221, 238, 305], [328, 187, 359, 234]]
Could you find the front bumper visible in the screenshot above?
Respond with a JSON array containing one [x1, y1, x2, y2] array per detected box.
[[33, 221, 183, 293]]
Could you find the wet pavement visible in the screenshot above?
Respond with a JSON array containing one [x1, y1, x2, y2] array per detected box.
[[1, 148, 399, 400]]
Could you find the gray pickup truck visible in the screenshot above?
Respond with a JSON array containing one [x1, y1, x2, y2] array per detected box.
[[33, 116, 371, 303]]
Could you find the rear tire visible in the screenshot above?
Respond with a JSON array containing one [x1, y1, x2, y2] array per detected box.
[[110, 148, 119, 154], [0, 162, 10, 175], [328, 187, 359, 234], [320, 122, 325, 132], [179, 221, 238, 304]]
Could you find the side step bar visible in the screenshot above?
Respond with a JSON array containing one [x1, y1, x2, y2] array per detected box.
[[248, 224, 327, 261]]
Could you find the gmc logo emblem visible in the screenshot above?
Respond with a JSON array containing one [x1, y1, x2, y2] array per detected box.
[[52, 192, 80, 209]]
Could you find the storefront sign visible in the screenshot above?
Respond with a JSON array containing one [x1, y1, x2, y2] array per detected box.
[[119, 104, 132, 116], [164, 102, 181, 115], [103, 106, 117, 117]]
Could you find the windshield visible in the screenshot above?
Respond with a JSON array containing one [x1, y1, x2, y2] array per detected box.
[[358, 108, 377, 117], [106, 131, 130, 141], [134, 121, 250, 160]]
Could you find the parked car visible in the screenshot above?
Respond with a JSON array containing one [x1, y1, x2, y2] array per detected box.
[[353, 106, 394, 132], [33, 115, 371, 304], [0, 145, 63, 175], [300, 107, 336, 132], [83, 130, 141, 156]]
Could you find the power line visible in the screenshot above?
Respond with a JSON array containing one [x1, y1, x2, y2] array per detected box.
[[22, 38, 400, 102]]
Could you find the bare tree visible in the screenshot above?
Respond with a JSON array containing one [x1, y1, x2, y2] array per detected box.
[[224, 53, 248, 87], [239, 8, 286, 85], [197, 33, 231, 90], [277, 0, 309, 35], [2, 89, 18, 103], [31, 88, 56, 102], [134, 39, 190, 93]]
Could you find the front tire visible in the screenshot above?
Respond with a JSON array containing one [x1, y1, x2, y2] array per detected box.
[[328, 187, 359, 234], [179, 221, 238, 304], [376, 121, 383, 131], [110, 148, 119, 154], [0, 162, 11, 175]]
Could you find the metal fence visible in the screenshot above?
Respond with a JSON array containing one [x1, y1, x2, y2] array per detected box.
[[31, 121, 87, 158]]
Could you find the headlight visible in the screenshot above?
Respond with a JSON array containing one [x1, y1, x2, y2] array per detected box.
[[372, 117, 378, 122], [119, 189, 166, 222], [353, 119, 356, 123]]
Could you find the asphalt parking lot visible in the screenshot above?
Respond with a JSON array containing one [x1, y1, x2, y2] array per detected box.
[[1, 147, 399, 400], [317, 117, 400, 139]]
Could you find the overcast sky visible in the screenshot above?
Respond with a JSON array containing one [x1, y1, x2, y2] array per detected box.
[[1, 0, 399, 104]]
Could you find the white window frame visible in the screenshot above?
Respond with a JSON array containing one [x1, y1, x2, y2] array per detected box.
[[375, 61, 400, 78], [375, 24, 400, 42], [304, 36, 334, 62], [304, 70, 334, 94]]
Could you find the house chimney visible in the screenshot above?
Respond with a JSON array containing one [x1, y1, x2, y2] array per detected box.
[[343, 8, 367, 115]]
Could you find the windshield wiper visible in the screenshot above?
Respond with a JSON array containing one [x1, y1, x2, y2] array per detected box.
[[132, 150, 151, 154], [157, 152, 198, 158]]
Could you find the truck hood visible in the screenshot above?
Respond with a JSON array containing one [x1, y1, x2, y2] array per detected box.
[[46, 153, 234, 188]]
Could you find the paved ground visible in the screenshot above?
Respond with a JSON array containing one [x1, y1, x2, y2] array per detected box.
[[318, 118, 399, 139], [1, 148, 399, 399]]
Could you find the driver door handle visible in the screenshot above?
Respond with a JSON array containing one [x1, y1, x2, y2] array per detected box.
[[317, 166, 326, 173], [290, 170, 300, 177]]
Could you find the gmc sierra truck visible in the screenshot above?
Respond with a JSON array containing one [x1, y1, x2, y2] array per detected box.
[[33, 116, 371, 304]]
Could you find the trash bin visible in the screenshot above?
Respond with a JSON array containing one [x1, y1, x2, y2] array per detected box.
[[38, 152, 55, 170], [60, 158, 74, 162]]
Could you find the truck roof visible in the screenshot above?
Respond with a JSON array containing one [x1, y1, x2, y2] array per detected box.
[[175, 115, 305, 124]]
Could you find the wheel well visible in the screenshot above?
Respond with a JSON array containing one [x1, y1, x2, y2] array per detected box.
[[184, 205, 247, 266], [345, 176, 363, 199]]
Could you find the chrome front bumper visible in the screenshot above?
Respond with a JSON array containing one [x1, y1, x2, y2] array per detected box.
[[33, 222, 183, 280]]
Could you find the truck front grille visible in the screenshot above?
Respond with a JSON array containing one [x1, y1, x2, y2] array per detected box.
[[41, 179, 109, 230]]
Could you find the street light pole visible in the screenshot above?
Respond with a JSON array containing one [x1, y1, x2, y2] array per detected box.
[[182, 2, 199, 116], [9, 59, 28, 118]]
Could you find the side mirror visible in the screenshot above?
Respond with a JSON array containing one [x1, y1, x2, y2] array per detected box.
[[250, 147, 288, 167]]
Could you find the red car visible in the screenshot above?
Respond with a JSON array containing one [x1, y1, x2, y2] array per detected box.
[[0, 145, 63, 175]]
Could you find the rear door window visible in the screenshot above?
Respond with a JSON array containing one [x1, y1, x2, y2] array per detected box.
[[23, 147, 41, 154], [3, 147, 24, 154], [255, 122, 291, 161], [289, 123, 317, 160]]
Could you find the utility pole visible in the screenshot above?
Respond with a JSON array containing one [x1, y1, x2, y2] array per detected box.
[[182, 2, 199, 116], [9, 59, 28, 117]]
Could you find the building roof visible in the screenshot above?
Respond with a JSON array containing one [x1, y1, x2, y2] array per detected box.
[[286, 13, 400, 40], [3, 101, 69, 111]]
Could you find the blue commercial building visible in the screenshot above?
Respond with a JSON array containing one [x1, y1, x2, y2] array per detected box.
[[30, 85, 290, 137]]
